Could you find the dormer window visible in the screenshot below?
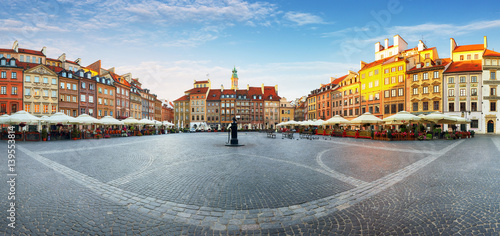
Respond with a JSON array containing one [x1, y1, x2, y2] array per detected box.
[[0, 59, 5, 66], [9, 59, 15, 66], [68, 73, 72, 78], [96, 77, 100, 83], [62, 72, 67, 77], [270, 95, 273, 99], [80, 72, 83, 77], [86, 73, 90, 79]]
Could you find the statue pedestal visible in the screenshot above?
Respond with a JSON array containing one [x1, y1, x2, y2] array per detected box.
[[225, 118, 244, 147]]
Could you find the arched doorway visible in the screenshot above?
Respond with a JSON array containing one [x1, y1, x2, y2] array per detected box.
[[487, 120, 494, 133]]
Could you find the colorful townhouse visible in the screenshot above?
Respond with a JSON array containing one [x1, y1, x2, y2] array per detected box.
[[306, 92, 317, 120], [443, 37, 485, 132], [19, 63, 59, 117], [482, 48, 500, 134], [337, 71, 359, 119], [95, 75, 115, 118], [0, 57, 23, 115], [76, 69, 97, 117], [279, 97, 294, 122], [206, 89, 221, 129], [57, 68, 79, 117], [316, 82, 333, 121], [173, 94, 190, 129], [130, 78, 143, 119]]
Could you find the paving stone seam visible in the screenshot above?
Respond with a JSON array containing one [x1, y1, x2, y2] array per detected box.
[[18, 139, 463, 232], [316, 138, 437, 154], [315, 148, 369, 187]]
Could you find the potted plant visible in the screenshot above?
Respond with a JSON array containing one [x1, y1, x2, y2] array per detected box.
[[41, 128, 48, 141], [71, 128, 79, 140]]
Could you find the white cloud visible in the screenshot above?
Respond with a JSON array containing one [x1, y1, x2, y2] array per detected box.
[[284, 11, 327, 26]]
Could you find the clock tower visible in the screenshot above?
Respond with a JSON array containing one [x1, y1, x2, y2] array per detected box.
[[231, 66, 238, 90]]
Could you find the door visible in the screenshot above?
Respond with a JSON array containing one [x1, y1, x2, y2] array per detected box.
[[487, 120, 494, 133]]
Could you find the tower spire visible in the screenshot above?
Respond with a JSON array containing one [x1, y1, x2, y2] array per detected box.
[[231, 66, 238, 90]]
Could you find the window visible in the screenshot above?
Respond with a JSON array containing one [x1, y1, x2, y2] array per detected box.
[[434, 85, 439, 93], [423, 73, 428, 80], [43, 89, 48, 97], [11, 72, 16, 79], [491, 71, 496, 80], [34, 76, 39, 83], [369, 95, 373, 101], [460, 55, 464, 60], [471, 102, 477, 111], [391, 77, 396, 84], [413, 74, 418, 81], [391, 104, 396, 114], [398, 75, 403, 83], [66, 83, 71, 90], [422, 102, 428, 111], [471, 88, 477, 96], [374, 80, 379, 87], [34, 104, 40, 113], [391, 89, 396, 97], [52, 78, 56, 84], [459, 89, 466, 97], [34, 89, 40, 96], [448, 89, 454, 97], [25, 104, 30, 112], [398, 66, 403, 71], [398, 103, 404, 112], [398, 88, 403, 96], [384, 69, 389, 74], [25, 75, 31, 82], [423, 87, 429, 94], [433, 101, 439, 110], [433, 71, 439, 78], [26, 56, 30, 62], [60, 82, 65, 89], [43, 105, 48, 113], [82, 82, 86, 89], [449, 103, 454, 112], [460, 76, 466, 83], [11, 86, 17, 95], [0, 86, 6, 94], [385, 90, 390, 98], [375, 94, 379, 100], [467, 55, 471, 60], [385, 105, 390, 114], [448, 77, 454, 83], [385, 78, 389, 85], [110, 90, 113, 96], [52, 91, 56, 97], [368, 82, 373, 88], [98, 98, 102, 105], [471, 119, 478, 128], [1, 71, 5, 78], [81, 95, 86, 102], [413, 88, 418, 95], [20, 55, 24, 62], [460, 102, 466, 112], [471, 76, 477, 83], [104, 89, 108, 95]]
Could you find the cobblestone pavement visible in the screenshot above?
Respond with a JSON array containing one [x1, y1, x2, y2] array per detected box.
[[1, 133, 499, 235]]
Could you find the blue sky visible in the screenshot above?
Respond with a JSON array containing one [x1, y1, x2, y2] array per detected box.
[[1, 0, 500, 102]]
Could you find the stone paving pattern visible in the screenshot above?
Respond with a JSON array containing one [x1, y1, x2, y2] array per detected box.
[[0, 132, 499, 235]]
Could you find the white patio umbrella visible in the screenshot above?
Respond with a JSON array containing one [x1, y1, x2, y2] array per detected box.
[[298, 120, 314, 126], [382, 111, 421, 125], [349, 112, 384, 125], [421, 112, 455, 124], [0, 114, 10, 124], [447, 115, 471, 124], [162, 121, 174, 127], [43, 112, 80, 124], [323, 115, 350, 125], [276, 121, 288, 127], [122, 117, 140, 125], [7, 110, 41, 124], [99, 116, 125, 125], [138, 119, 155, 125], [75, 114, 102, 125]]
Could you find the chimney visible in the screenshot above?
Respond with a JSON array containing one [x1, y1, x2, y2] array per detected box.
[[360, 61, 367, 69], [247, 84, 249, 91], [12, 40, 18, 52], [484, 36, 488, 49], [41, 46, 47, 56], [275, 84, 278, 92], [384, 38, 389, 49], [375, 42, 381, 52], [58, 53, 66, 62], [261, 83, 264, 94], [75, 58, 81, 65], [418, 40, 425, 51], [221, 84, 224, 92], [450, 38, 457, 58]]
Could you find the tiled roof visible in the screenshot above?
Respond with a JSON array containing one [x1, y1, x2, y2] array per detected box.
[[247, 87, 263, 99], [263, 86, 280, 101], [18, 48, 44, 56], [444, 60, 482, 73], [207, 89, 221, 101], [186, 87, 209, 95], [407, 58, 451, 72], [360, 57, 391, 71], [333, 75, 348, 85], [453, 44, 484, 52], [194, 80, 209, 84], [174, 95, 189, 102], [483, 49, 500, 57], [0, 48, 15, 53], [65, 60, 78, 65]]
